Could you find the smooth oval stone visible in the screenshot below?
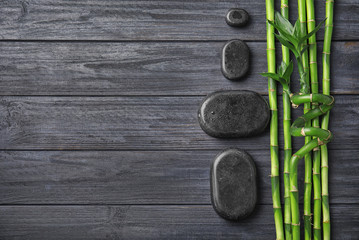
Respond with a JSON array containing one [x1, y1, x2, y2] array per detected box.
[[221, 39, 250, 81], [198, 90, 269, 138], [225, 8, 249, 27], [211, 148, 257, 221]]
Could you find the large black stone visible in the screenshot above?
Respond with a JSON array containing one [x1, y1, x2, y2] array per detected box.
[[225, 8, 249, 27], [211, 148, 257, 221], [221, 39, 250, 81], [198, 90, 269, 138]]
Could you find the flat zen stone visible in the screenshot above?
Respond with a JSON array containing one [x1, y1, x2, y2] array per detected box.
[[211, 148, 257, 221], [221, 39, 250, 81], [225, 8, 249, 27], [198, 90, 269, 138]]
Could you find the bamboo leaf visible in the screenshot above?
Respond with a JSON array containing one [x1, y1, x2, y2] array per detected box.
[[300, 45, 309, 56], [268, 20, 298, 46], [283, 60, 294, 82], [293, 20, 301, 38], [298, 19, 326, 46], [299, 72, 310, 94], [261, 72, 287, 86], [274, 33, 299, 56], [277, 61, 287, 76], [274, 11, 294, 34]]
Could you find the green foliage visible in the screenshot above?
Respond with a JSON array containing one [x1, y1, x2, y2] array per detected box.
[[261, 60, 293, 95], [265, 12, 325, 94]]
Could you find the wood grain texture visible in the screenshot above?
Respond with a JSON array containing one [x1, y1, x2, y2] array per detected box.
[[0, 204, 358, 239], [0, 149, 357, 205], [0, 95, 357, 150], [0, 0, 357, 41], [0, 41, 358, 96]]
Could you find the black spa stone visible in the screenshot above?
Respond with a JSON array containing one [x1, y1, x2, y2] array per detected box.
[[225, 8, 249, 27], [221, 39, 250, 81], [198, 90, 269, 138], [210, 148, 257, 221]]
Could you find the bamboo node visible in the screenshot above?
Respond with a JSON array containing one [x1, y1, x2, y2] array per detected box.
[[313, 172, 320, 175], [310, 93, 313, 103], [323, 78, 330, 81], [304, 67, 309, 69], [329, 95, 335, 105], [324, 130, 332, 141], [284, 171, 290, 174], [269, 88, 275, 92], [310, 61, 317, 64], [299, 116, 306, 122], [273, 206, 282, 209], [304, 108, 311, 111], [309, 42, 317, 45], [313, 147, 320, 151], [323, 51, 331, 55], [304, 181, 311, 184], [319, 105, 325, 113], [292, 223, 300, 226], [266, 48, 275, 51], [270, 108, 278, 111], [313, 227, 321, 230], [292, 103, 299, 108], [284, 148, 292, 150], [322, 194, 329, 196], [270, 144, 278, 147], [300, 21, 307, 23], [314, 198, 321, 200], [321, 165, 329, 168], [326, 0, 334, 3], [325, 24, 334, 27], [301, 127, 306, 136], [318, 138, 325, 145], [308, 19, 315, 22], [281, 4, 288, 8], [323, 220, 330, 223]]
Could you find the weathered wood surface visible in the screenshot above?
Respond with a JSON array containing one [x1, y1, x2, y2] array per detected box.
[[0, 149, 357, 205], [0, 0, 357, 41], [0, 41, 358, 96], [0, 204, 357, 240], [0, 95, 357, 150]]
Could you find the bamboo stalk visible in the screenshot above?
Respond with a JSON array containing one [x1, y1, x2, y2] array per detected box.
[[280, 0, 292, 239], [298, 0, 313, 239], [265, 1, 284, 239], [322, 0, 334, 239], [306, 0, 322, 239]]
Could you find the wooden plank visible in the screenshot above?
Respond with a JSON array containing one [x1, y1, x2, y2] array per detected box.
[[0, 95, 357, 150], [0, 149, 357, 205], [0, 0, 357, 41], [0, 204, 357, 239], [0, 41, 358, 96]]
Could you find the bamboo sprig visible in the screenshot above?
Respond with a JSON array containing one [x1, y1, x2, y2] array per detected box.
[[322, 0, 334, 239], [306, 0, 322, 239], [265, 1, 285, 240], [262, 12, 331, 240], [280, 0, 292, 239]]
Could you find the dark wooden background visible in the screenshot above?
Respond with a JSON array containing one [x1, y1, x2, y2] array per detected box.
[[0, 0, 358, 239]]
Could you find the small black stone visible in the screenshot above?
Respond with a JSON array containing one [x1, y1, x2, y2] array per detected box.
[[198, 90, 269, 138], [210, 148, 257, 221], [221, 39, 250, 81], [225, 8, 249, 27]]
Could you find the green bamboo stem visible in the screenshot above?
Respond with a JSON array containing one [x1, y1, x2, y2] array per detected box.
[[290, 93, 335, 240], [298, 0, 313, 239], [266, 0, 285, 239], [281, 1, 292, 239], [306, 0, 322, 239], [322, 0, 334, 239]]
